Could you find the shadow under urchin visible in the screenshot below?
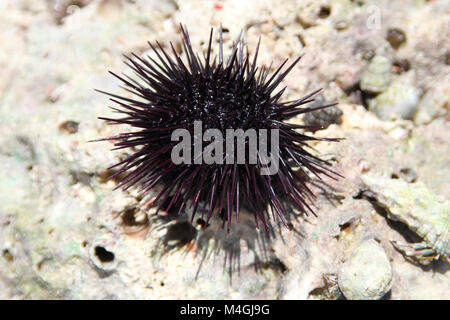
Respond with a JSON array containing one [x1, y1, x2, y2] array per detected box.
[[96, 25, 341, 236]]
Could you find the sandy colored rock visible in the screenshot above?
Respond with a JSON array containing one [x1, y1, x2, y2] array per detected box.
[[414, 75, 449, 125], [368, 81, 422, 120], [0, 0, 449, 300], [338, 239, 393, 300], [360, 56, 391, 94]]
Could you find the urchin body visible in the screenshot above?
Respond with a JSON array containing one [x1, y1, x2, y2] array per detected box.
[[98, 26, 339, 232]]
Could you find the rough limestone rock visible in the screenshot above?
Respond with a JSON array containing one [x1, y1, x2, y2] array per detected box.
[[0, 0, 449, 300], [414, 75, 449, 125]]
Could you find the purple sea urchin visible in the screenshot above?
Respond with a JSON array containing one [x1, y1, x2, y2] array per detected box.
[[97, 26, 340, 233]]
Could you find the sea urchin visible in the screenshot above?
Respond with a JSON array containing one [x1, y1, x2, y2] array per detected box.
[[97, 25, 340, 233]]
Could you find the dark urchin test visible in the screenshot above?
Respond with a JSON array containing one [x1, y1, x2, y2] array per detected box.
[[96, 25, 341, 233]]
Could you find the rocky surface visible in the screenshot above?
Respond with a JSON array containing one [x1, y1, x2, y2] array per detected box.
[[360, 55, 391, 94], [338, 239, 393, 300], [0, 0, 449, 299]]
